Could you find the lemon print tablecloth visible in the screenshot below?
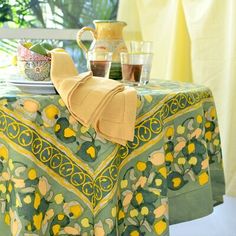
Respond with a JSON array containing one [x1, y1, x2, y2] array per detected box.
[[0, 80, 225, 236]]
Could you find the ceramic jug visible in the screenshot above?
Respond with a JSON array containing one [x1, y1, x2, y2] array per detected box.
[[77, 20, 127, 80]]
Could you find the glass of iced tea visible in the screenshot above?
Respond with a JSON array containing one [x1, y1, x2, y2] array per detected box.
[[130, 41, 153, 83], [120, 52, 153, 85], [87, 51, 113, 78]]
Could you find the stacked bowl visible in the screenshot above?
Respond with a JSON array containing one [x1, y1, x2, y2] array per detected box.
[[17, 42, 52, 81]]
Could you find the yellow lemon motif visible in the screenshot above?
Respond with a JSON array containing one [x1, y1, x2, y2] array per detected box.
[[130, 230, 140, 236], [210, 107, 216, 118], [0, 145, 8, 161], [177, 125, 185, 134], [28, 168, 37, 180], [33, 212, 43, 230], [0, 184, 6, 193], [172, 177, 181, 188], [166, 127, 174, 138], [118, 210, 125, 220], [155, 179, 163, 186], [141, 206, 149, 215], [136, 162, 147, 171], [69, 204, 83, 218], [159, 167, 167, 178], [130, 209, 138, 217], [64, 128, 76, 138], [198, 172, 209, 186], [196, 115, 203, 123], [4, 213, 10, 225], [111, 207, 117, 217], [54, 194, 64, 204], [205, 131, 212, 141], [165, 152, 173, 162], [44, 105, 59, 119], [205, 122, 211, 128], [213, 139, 220, 146], [121, 180, 128, 189], [135, 193, 143, 205], [81, 218, 90, 228], [54, 124, 60, 132], [34, 192, 41, 210], [86, 146, 96, 159], [23, 195, 32, 204], [187, 143, 195, 154], [189, 156, 197, 165], [58, 214, 65, 221], [177, 157, 186, 165], [52, 224, 61, 235], [154, 220, 167, 235]]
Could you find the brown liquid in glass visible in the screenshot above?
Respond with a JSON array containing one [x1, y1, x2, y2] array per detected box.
[[90, 60, 110, 77], [122, 64, 143, 82]]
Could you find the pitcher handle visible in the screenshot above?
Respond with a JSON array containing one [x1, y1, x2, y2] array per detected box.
[[76, 27, 97, 54]]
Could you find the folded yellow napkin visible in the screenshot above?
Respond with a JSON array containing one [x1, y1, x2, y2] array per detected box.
[[50, 51, 137, 145]]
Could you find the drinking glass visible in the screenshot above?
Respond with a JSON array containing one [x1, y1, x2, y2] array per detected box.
[[120, 52, 153, 85], [87, 51, 113, 78], [130, 41, 153, 82]]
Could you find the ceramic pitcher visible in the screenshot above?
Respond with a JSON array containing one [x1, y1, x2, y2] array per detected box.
[[77, 20, 127, 80]]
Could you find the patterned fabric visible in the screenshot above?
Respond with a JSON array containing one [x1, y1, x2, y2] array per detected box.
[[0, 80, 225, 236]]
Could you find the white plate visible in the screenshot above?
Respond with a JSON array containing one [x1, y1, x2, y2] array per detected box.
[[8, 78, 53, 85], [7, 81, 56, 94]]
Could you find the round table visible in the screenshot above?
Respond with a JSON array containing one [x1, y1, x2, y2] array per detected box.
[[0, 80, 225, 236]]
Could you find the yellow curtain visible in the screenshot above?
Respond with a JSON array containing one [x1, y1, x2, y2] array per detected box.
[[118, 0, 236, 196], [118, 0, 192, 83]]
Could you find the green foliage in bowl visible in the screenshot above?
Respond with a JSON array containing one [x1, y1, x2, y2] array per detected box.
[[26, 42, 56, 56]]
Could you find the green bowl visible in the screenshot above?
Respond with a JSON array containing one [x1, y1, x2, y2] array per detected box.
[[18, 60, 51, 81]]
